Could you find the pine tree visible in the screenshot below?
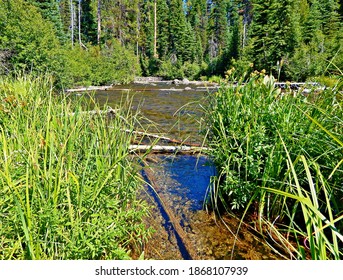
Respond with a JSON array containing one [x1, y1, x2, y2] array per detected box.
[[168, 0, 189, 62], [248, 0, 269, 69], [187, 0, 208, 62], [249, 0, 294, 73], [156, 0, 169, 60], [80, 0, 97, 44], [208, 0, 230, 58], [29, 0, 66, 42]]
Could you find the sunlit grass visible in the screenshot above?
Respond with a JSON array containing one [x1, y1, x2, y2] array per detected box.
[[0, 75, 150, 259]]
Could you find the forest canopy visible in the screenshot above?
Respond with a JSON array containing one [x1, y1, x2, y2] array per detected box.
[[0, 0, 342, 86]]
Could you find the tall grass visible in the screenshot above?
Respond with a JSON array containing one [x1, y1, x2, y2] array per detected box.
[[0, 75, 150, 259], [205, 72, 343, 259]]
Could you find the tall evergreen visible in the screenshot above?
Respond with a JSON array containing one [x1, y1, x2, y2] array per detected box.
[[168, 0, 189, 62], [80, 0, 97, 44], [29, 0, 66, 42], [156, 0, 169, 59], [249, 0, 294, 74], [187, 0, 208, 62], [208, 0, 230, 58]]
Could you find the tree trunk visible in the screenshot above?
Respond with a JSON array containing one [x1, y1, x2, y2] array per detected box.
[[153, 0, 158, 58], [78, 0, 82, 47], [97, 0, 101, 45], [70, 0, 74, 47]]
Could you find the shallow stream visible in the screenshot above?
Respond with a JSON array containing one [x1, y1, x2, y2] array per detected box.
[[84, 81, 280, 260]]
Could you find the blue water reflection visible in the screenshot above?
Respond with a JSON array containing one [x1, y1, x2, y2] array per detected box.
[[160, 155, 216, 211]]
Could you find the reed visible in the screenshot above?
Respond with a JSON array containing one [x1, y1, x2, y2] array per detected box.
[[204, 72, 343, 259], [0, 75, 150, 259]]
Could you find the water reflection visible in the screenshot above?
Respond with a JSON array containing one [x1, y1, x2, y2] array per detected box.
[[159, 155, 216, 211]]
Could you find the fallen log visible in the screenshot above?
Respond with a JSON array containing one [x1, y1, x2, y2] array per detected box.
[[65, 85, 113, 92], [129, 144, 209, 154], [69, 108, 118, 117]]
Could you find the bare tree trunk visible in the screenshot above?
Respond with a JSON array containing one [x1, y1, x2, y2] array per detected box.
[[97, 0, 101, 45], [153, 0, 158, 58], [136, 4, 140, 62], [78, 0, 82, 47], [70, 0, 74, 47]]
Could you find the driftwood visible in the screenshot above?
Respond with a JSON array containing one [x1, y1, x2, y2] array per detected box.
[[66, 85, 113, 92], [129, 144, 209, 154]]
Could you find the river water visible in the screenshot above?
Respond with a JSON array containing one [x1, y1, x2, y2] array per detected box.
[[79, 81, 280, 260]]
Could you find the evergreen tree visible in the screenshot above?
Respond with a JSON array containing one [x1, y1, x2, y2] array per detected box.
[[80, 0, 97, 44], [208, 0, 230, 58], [229, 4, 240, 60], [187, 0, 208, 62], [249, 0, 294, 74], [156, 0, 169, 59], [29, 0, 66, 42], [168, 0, 189, 62]]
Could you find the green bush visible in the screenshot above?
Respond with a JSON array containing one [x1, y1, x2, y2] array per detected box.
[[0, 0, 60, 75], [205, 73, 342, 212], [181, 62, 201, 80]]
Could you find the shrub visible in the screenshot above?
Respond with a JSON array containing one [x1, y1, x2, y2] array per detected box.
[[205, 73, 342, 212]]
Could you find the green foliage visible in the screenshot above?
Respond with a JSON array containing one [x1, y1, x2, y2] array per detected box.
[[182, 62, 201, 80], [0, 75, 150, 259], [0, 0, 60, 74], [1, 0, 342, 83], [156, 0, 170, 60], [205, 73, 342, 211], [248, 0, 295, 75], [29, 0, 66, 42], [60, 42, 140, 87], [205, 71, 343, 258]]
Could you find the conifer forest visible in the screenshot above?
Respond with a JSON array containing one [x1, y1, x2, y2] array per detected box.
[[1, 0, 343, 86]]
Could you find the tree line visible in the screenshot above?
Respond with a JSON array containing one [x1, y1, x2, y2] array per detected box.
[[1, 0, 342, 86]]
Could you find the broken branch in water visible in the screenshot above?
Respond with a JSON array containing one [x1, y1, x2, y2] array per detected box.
[[65, 85, 113, 92], [69, 107, 118, 117]]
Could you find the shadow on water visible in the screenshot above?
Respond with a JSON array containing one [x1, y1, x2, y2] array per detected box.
[[140, 164, 192, 260]]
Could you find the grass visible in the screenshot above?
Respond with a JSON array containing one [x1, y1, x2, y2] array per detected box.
[[0, 75, 150, 259], [204, 71, 343, 259]]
